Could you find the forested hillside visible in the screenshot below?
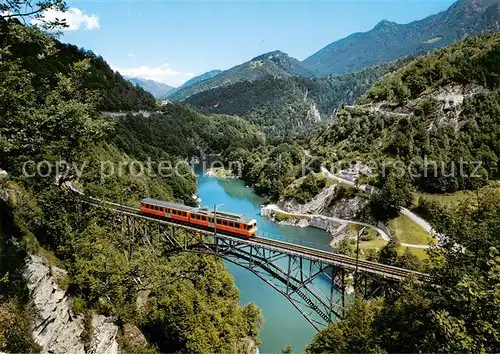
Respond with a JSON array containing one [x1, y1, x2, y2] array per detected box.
[[303, 0, 500, 76], [310, 32, 500, 191], [0, 17, 262, 352], [226, 32, 500, 202], [220, 31, 500, 353], [167, 50, 313, 102], [185, 61, 403, 136], [114, 103, 265, 160], [0, 18, 156, 111]]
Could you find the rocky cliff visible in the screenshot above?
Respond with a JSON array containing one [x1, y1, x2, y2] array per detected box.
[[24, 254, 119, 354]]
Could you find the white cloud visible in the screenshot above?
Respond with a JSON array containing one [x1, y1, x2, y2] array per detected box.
[[113, 63, 197, 87], [127, 53, 136, 57], [32, 8, 99, 31]]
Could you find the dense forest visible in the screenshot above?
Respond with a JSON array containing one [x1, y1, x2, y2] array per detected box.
[[166, 50, 313, 102], [0, 17, 262, 352], [114, 104, 265, 160], [0, 18, 156, 111], [185, 61, 404, 136]]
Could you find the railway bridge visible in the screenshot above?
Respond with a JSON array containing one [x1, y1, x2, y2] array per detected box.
[[81, 197, 432, 330]]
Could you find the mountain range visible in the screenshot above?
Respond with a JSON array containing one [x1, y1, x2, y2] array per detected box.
[[164, 51, 312, 101], [163, 70, 223, 99], [303, 0, 500, 76], [164, 0, 499, 102], [126, 77, 174, 98]]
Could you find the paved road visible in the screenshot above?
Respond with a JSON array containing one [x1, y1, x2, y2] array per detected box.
[[318, 167, 436, 248]]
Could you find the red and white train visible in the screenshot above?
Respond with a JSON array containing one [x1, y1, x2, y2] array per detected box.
[[140, 198, 258, 238]]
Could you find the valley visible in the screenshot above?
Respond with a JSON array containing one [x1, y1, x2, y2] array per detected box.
[[0, 0, 499, 353]]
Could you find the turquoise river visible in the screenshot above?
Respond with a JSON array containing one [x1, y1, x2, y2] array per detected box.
[[197, 172, 335, 353]]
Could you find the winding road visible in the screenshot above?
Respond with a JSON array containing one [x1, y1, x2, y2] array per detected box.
[[273, 167, 437, 249]]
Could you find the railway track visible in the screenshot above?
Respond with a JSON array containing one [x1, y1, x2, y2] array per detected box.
[[83, 197, 433, 283]]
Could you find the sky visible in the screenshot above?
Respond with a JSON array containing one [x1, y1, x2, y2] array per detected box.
[[44, 0, 457, 87]]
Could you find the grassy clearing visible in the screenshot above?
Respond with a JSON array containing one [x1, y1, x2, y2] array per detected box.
[[414, 190, 474, 205], [359, 238, 388, 253], [358, 237, 429, 260], [388, 215, 436, 245], [414, 182, 500, 206]]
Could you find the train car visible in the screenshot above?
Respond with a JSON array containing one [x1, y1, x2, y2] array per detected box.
[[140, 198, 258, 238]]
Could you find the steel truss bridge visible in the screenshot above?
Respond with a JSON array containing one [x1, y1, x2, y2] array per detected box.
[[81, 197, 432, 330]]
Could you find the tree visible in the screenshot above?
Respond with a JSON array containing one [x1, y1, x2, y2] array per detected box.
[[371, 169, 413, 221], [335, 237, 356, 258], [378, 240, 399, 266], [306, 298, 385, 354], [396, 248, 421, 271], [1, 0, 67, 29]]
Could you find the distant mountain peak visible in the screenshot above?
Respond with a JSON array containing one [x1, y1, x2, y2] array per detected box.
[[125, 76, 174, 98], [302, 0, 500, 76], [251, 50, 289, 61], [374, 19, 398, 29]]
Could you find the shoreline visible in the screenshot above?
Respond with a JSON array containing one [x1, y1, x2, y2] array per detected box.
[[205, 167, 236, 179]]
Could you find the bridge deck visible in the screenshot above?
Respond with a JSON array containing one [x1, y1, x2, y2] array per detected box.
[[84, 198, 433, 283]]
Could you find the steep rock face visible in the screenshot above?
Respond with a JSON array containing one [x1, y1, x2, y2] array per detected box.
[[23, 254, 119, 354], [280, 184, 368, 220], [305, 102, 322, 123], [89, 315, 119, 354], [24, 255, 86, 354]]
